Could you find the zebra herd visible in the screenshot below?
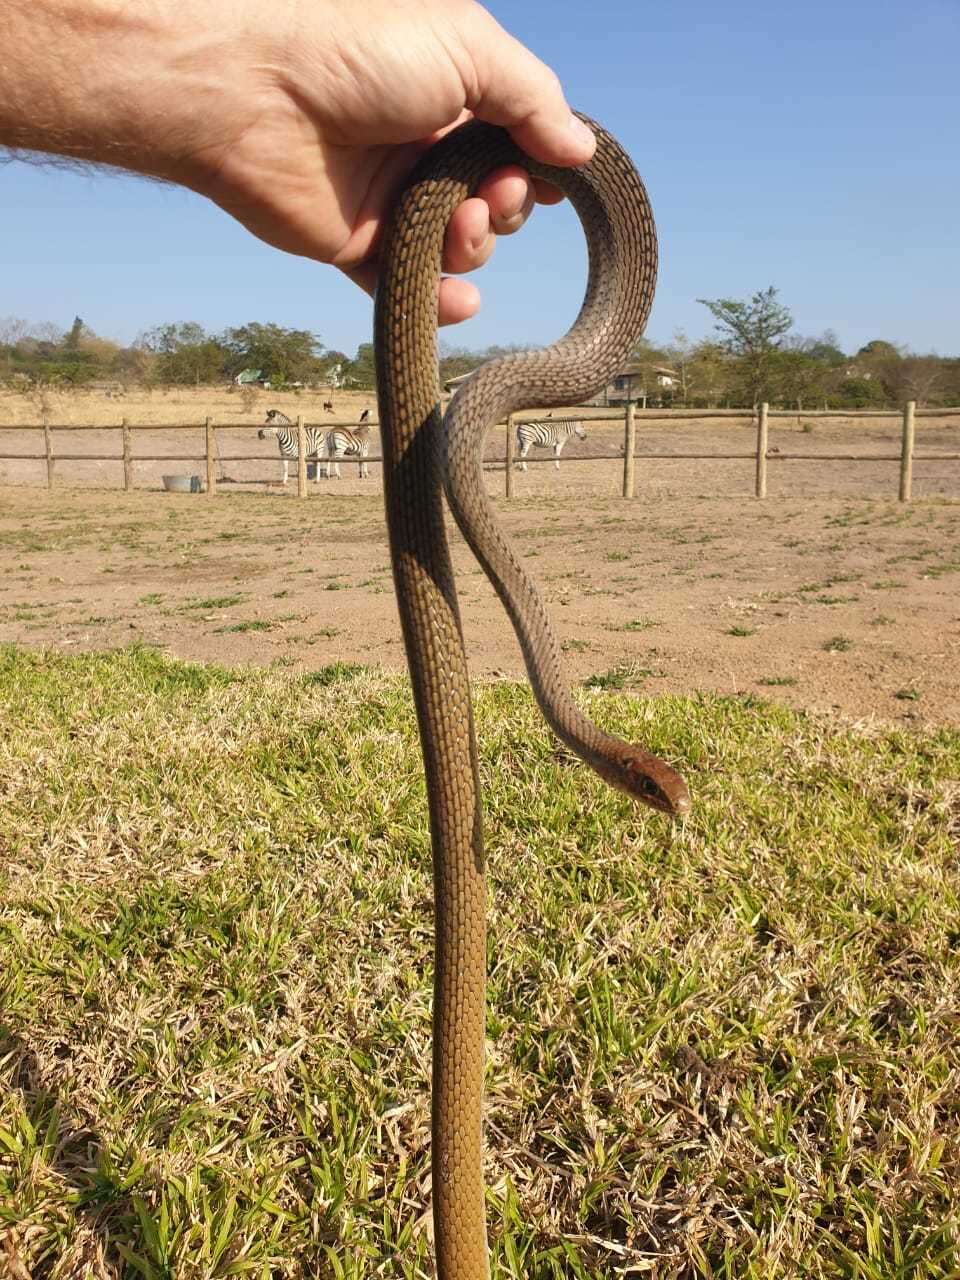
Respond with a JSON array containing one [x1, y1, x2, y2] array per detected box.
[[258, 409, 370, 482], [258, 409, 587, 484]]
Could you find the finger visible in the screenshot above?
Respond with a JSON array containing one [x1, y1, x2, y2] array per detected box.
[[464, 8, 597, 167], [443, 197, 494, 275], [473, 167, 535, 235], [338, 262, 480, 327], [438, 275, 481, 326]]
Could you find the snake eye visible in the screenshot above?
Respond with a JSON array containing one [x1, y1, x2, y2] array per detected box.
[[620, 754, 689, 815], [622, 757, 665, 804]]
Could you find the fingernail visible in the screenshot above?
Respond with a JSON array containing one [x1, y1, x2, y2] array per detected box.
[[470, 230, 492, 252], [498, 189, 535, 235], [569, 115, 596, 149]]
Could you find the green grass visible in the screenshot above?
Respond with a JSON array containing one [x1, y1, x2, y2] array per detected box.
[[1, 645, 959, 1277], [182, 594, 246, 611], [583, 661, 653, 690], [214, 619, 274, 634]]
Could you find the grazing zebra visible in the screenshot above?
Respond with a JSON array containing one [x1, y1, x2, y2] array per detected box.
[[515, 417, 587, 470], [325, 422, 371, 479], [258, 409, 327, 484]]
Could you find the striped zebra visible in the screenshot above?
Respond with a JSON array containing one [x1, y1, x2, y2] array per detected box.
[[325, 421, 371, 479], [258, 409, 327, 484], [515, 417, 587, 470]]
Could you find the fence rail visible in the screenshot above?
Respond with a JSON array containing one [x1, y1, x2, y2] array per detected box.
[[0, 404, 958, 502]]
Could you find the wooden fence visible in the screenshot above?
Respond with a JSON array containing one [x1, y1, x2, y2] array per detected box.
[[1, 403, 958, 502]]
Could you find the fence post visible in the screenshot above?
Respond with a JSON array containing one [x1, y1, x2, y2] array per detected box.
[[205, 417, 217, 495], [899, 401, 915, 502], [43, 417, 55, 490], [122, 417, 133, 492], [622, 401, 636, 499], [755, 402, 768, 499], [505, 414, 514, 498], [297, 415, 308, 498]]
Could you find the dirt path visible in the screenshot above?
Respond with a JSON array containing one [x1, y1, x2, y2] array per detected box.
[[1, 463, 958, 727]]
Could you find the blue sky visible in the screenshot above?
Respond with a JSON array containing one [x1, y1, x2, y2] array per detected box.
[[2, 0, 958, 359]]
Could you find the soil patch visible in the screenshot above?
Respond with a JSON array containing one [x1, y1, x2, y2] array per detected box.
[[1, 458, 958, 728]]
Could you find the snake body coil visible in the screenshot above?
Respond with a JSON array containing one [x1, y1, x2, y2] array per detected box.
[[375, 115, 688, 1279]]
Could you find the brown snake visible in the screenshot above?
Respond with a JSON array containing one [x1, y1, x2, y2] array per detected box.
[[374, 114, 689, 1279]]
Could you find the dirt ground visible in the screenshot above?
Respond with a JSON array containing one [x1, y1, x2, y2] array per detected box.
[[1, 388, 958, 728]]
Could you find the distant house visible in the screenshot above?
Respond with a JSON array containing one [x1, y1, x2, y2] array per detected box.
[[443, 369, 477, 392], [445, 364, 682, 407], [599, 364, 681, 406], [234, 368, 270, 388]]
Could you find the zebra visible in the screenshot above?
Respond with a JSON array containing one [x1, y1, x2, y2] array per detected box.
[[325, 421, 371, 479], [258, 409, 327, 484], [515, 417, 587, 470]]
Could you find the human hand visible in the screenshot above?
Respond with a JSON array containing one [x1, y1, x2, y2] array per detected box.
[[199, 0, 597, 323], [3, 0, 595, 324]]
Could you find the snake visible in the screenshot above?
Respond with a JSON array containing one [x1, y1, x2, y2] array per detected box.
[[373, 114, 690, 1279]]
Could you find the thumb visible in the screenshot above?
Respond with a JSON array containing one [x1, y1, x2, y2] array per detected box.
[[462, 6, 596, 168]]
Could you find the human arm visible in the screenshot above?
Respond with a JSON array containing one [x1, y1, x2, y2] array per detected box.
[[1, 0, 595, 323]]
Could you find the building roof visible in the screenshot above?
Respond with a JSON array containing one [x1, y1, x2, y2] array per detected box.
[[443, 369, 477, 390]]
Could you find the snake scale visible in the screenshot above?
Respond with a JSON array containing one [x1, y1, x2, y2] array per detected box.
[[374, 114, 689, 1279]]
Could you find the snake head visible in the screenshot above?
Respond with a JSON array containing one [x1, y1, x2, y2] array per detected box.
[[613, 752, 690, 817]]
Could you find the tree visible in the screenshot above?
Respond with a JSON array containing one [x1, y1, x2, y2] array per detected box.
[[683, 341, 738, 407], [343, 342, 377, 389], [662, 331, 701, 405], [853, 341, 904, 404], [832, 376, 885, 409], [137, 322, 226, 385], [0, 316, 31, 348], [896, 355, 944, 408], [856, 339, 901, 361], [63, 315, 87, 352], [789, 330, 846, 367], [769, 333, 849, 408], [438, 341, 483, 386], [769, 350, 830, 408], [138, 321, 209, 354], [697, 286, 793, 405], [113, 345, 154, 385], [940, 358, 960, 406], [219, 322, 324, 384], [319, 349, 350, 386], [436, 342, 536, 389]]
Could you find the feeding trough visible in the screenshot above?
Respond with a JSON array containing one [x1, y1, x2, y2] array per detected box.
[[161, 474, 202, 493]]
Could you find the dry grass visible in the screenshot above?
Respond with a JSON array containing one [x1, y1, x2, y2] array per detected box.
[[0, 387, 380, 428], [1, 646, 959, 1277]]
